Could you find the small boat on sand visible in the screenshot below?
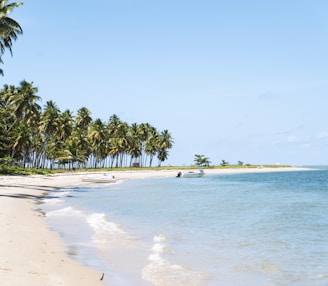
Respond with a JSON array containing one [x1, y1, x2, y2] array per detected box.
[[177, 169, 205, 178], [82, 174, 117, 183]]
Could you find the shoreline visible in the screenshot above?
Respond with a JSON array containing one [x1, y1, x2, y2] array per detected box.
[[0, 174, 106, 286], [0, 166, 312, 285]]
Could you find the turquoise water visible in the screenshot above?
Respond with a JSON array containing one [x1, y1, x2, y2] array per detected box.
[[42, 169, 328, 285]]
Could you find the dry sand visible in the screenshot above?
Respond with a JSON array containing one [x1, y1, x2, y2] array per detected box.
[[0, 166, 310, 285]]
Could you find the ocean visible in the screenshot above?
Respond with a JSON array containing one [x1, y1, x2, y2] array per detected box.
[[41, 168, 328, 286]]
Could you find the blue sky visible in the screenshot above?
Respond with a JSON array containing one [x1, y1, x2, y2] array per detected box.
[[2, 0, 328, 166]]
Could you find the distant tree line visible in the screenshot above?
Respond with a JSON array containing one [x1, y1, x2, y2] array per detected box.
[[0, 81, 174, 169], [194, 154, 210, 167]]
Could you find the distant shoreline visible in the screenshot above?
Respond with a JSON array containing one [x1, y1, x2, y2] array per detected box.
[[0, 164, 311, 177]]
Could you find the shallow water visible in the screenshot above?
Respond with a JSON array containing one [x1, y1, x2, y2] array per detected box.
[[42, 169, 328, 285]]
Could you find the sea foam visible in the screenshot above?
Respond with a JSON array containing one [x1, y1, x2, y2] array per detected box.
[[46, 206, 83, 217], [142, 234, 206, 286], [86, 212, 127, 244]]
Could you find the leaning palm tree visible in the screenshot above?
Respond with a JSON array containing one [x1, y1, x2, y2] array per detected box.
[[156, 130, 173, 166], [157, 149, 168, 167], [0, 0, 23, 75]]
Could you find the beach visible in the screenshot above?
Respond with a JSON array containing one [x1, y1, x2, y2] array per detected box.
[[0, 166, 310, 285]]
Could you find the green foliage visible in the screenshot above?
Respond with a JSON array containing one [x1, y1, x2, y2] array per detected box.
[[0, 165, 51, 175], [0, 82, 174, 170], [0, 0, 24, 75], [220, 160, 229, 166], [194, 154, 210, 167]]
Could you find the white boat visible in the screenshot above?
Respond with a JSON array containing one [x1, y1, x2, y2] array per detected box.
[[82, 174, 117, 183], [177, 169, 205, 178]]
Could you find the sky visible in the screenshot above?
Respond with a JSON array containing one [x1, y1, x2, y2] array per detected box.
[[2, 0, 328, 166]]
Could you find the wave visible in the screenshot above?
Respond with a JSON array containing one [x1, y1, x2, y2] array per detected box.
[[86, 212, 128, 244], [46, 205, 130, 246], [54, 190, 72, 197], [42, 198, 65, 205], [46, 206, 84, 218], [142, 234, 207, 286], [42, 190, 73, 206]]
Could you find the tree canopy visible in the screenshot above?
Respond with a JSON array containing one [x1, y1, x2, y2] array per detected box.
[[194, 154, 210, 167], [0, 0, 23, 75], [0, 81, 174, 169]]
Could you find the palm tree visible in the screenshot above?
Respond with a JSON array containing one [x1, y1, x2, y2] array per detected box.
[[65, 131, 90, 169], [0, 83, 175, 170], [74, 107, 92, 167], [156, 130, 173, 166], [12, 119, 37, 167], [194, 154, 211, 167], [70, 128, 91, 168], [107, 114, 121, 137], [127, 123, 142, 167], [58, 109, 73, 141], [88, 118, 108, 168], [0, 0, 23, 75], [158, 130, 173, 149], [0, 81, 41, 165], [107, 115, 132, 167], [220, 160, 228, 167], [0, 85, 15, 159], [138, 123, 154, 167], [157, 149, 168, 167], [38, 101, 61, 168], [76, 107, 92, 130], [8, 81, 41, 126], [145, 127, 158, 167]]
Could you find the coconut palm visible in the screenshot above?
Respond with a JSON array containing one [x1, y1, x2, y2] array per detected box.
[[194, 154, 211, 167], [76, 107, 92, 130], [0, 0, 23, 75], [38, 101, 61, 168], [8, 81, 41, 126], [137, 123, 154, 167], [88, 118, 108, 168], [0, 85, 15, 158], [156, 130, 173, 167], [157, 149, 168, 167], [68, 132, 90, 168], [70, 128, 91, 168], [0, 83, 175, 170], [11, 121, 31, 166], [145, 127, 159, 167], [0, 81, 40, 165], [126, 123, 142, 167], [158, 129, 173, 150], [58, 109, 73, 141], [107, 114, 122, 137]]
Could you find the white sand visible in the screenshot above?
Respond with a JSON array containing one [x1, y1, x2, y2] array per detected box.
[[0, 166, 310, 285]]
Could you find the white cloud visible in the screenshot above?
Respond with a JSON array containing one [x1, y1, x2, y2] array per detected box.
[[318, 131, 328, 138], [287, 135, 298, 143]]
